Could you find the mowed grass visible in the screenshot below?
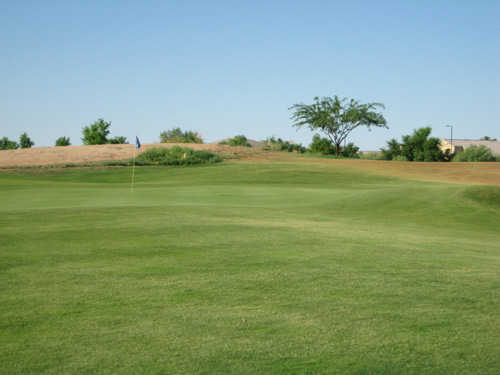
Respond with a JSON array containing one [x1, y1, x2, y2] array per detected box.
[[0, 160, 499, 374]]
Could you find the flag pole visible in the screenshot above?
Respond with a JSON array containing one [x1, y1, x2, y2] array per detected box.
[[131, 144, 136, 192], [131, 136, 141, 192]]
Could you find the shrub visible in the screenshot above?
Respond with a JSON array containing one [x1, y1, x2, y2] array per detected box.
[[309, 134, 335, 155], [342, 143, 360, 158], [19, 132, 34, 149], [263, 136, 305, 153], [453, 145, 495, 162], [0, 137, 19, 150], [402, 127, 444, 161], [381, 127, 444, 161], [309, 135, 359, 157], [135, 146, 221, 166], [108, 136, 128, 144], [160, 128, 203, 143], [380, 138, 402, 160], [55, 137, 71, 146], [219, 135, 251, 147]]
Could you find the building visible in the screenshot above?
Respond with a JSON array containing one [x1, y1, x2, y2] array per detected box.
[[440, 139, 500, 155]]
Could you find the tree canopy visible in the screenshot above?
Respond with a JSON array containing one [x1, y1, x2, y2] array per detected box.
[[82, 119, 127, 145], [0, 137, 19, 150], [381, 127, 445, 162], [19, 132, 34, 149], [160, 128, 203, 144], [55, 136, 71, 146], [290, 95, 387, 155], [82, 119, 111, 145]]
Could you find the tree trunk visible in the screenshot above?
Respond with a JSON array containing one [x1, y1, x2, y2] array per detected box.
[[335, 143, 341, 156]]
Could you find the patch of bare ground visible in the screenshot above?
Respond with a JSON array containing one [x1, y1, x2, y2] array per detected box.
[[0, 142, 261, 168]]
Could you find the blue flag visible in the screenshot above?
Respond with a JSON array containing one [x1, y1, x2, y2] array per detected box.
[[135, 136, 141, 149]]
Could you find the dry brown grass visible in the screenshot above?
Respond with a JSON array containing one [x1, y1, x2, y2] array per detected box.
[[0, 142, 258, 167]]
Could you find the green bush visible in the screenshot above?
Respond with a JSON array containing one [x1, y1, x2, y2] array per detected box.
[[135, 147, 221, 166], [263, 136, 305, 153], [160, 128, 203, 143], [309, 134, 335, 155], [55, 137, 71, 146], [309, 134, 359, 157], [453, 145, 496, 162], [342, 143, 360, 158], [108, 136, 128, 144], [0, 137, 19, 150], [380, 138, 402, 160], [381, 127, 444, 161], [219, 135, 251, 147]]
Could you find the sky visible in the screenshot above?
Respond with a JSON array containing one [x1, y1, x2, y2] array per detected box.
[[1, 1, 499, 150]]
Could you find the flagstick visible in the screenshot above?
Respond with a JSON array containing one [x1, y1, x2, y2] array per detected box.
[[131, 145, 136, 192]]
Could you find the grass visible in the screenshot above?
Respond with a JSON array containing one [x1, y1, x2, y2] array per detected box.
[[1, 158, 499, 374]]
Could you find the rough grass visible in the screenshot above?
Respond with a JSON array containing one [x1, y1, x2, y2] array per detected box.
[[0, 160, 499, 374]]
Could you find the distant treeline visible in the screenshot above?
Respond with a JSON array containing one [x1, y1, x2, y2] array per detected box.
[[2, 103, 498, 162]]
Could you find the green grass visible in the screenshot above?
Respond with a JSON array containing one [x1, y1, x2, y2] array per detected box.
[[1, 161, 499, 374]]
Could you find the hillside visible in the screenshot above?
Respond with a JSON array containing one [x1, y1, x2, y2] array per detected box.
[[0, 142, 258, 167]]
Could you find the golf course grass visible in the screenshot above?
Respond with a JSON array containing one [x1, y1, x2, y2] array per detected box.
[[1, 158, 499, 374]]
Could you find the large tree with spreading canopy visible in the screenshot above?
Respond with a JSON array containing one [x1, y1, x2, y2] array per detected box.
[[290, 95, 388, 155]]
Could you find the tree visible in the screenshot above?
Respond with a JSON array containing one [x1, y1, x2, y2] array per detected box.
[[480, 136, 497, 141], [400, 127, 443, 161], [82, 118, 111, 145], [290, 95, 387, 155], [19, 132, 34, 148], [380, 138, 402, 160], [160, 127, 203, 143], [381, 127, 445, 162], [0, 137, 19, 150], [55, 137, 71, 146]]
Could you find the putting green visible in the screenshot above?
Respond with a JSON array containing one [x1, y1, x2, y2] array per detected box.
[[1, 160, 499, 374]]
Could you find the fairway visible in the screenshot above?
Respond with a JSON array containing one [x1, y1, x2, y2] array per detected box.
[[1, 159, 499, 374]]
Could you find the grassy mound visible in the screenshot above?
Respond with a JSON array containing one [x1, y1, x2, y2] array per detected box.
[[135, 146, 221, 166], [463, 186, 500, 207], [1, 160, 499, 373]]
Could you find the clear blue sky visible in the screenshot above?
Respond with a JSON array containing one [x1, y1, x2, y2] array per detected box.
[[2, 1, 499, 150]]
